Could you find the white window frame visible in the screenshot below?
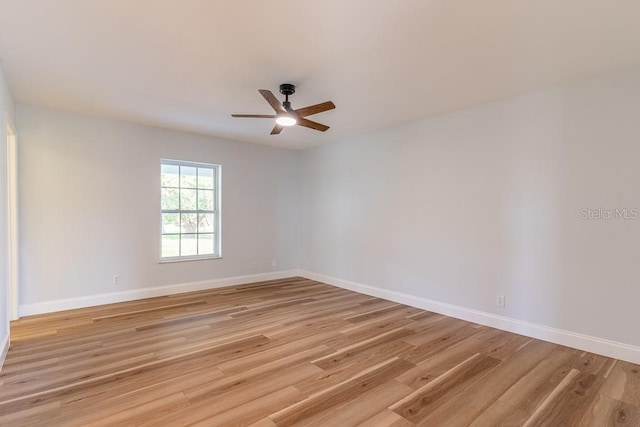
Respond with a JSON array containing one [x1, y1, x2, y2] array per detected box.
[[160, 159, 222, 262]]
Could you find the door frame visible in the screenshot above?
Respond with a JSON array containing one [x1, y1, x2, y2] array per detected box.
[[6, 120, 18, 320]]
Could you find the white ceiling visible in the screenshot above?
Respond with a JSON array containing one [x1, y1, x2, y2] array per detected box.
[[1, 1, 640, 149]]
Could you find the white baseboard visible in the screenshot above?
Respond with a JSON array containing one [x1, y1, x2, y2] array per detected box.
[[19, 270, 300, 317], [0, 333, 9, 373], [298, 270, 640, 365]]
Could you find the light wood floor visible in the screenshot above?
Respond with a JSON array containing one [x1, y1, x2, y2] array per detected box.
[[1, 277, 639, 426]]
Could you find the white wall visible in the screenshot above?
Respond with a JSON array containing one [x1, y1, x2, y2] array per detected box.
[[0, 66, 16, 362], [300, 67, 640, 349], [17, 105, 300, 307]]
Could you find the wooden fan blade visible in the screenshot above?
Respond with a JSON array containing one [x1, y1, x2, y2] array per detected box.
[[294, 101, 336, 118], [297, 118, 329, 132], [271, 124, 284, 135], [259, 89, 286, 113], [231, 114, 275, 118]]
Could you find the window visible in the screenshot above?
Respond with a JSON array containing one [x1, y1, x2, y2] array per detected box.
[[160, 159, 221, 261]]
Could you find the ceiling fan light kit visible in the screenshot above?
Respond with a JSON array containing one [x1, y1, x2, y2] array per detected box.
[[275, 114, 297, 127], [232, 83, 335, 135]]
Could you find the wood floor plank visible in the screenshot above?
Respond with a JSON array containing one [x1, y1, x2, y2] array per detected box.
[[1, 276, 638, 426], [153, 364, 322, 425], [0, 354, 222, 415], [183, 354, 325, 405], [301, 379, 413, 427], [390, 353, 500, 424], [357, 409, 414, 427], [402, 317, 470, 347], [217, 331, 338, 374], [68, 392, 190, 427], [312, 336, 416, 376], [249, 418, 279, 427], [0, 352, 159, 402], [577, 393, 640, 426], [60, 366, 223, 422], [191, 386, 305, 427], [600, 360, 640, 406], [400, 322, 483, 366], [524, 369, 605, 426], [0, 400, 61, 426], [343, 303, 403, 323], [312, 327, 415, 369], [496, 346, 576, 416], [408, 340, 556, 426], [469, 400, 529, 427], [567, 351, 618, 377], [92, 300, 207, 321], [395, 328, 492, 389], [270, 357, 415, 425], [294, 339, 415, 396]]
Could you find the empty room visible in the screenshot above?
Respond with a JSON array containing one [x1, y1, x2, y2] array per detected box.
[[1, 1, 640, 426]]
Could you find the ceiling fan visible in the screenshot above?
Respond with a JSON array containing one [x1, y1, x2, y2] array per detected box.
[[232, 84, 335, 135]]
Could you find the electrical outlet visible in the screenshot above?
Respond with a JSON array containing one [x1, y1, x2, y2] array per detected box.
[[496, 294, 505, 307], [251, 261, 257, 269], [113, 275, 120, 285], [272, 258, 277, 267]]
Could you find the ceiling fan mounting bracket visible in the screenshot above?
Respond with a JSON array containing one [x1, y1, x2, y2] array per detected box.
[[279, 83, 296, 96]]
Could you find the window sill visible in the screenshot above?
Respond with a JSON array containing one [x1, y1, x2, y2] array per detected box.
[[159, 255, 222, 264]]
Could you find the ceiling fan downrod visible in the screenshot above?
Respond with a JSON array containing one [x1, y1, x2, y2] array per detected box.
[[279, 83, 295, 111]]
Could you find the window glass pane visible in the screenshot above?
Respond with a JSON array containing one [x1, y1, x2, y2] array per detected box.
[[181, 234, 198, 256], [198, 233, 215, 255], [180, 166, 197, 189], [198, 213, 214, 233], [181, 213, 198, 233], [161, 164, 179, 187], [161, 235, 179, 258], [198, 190, 214, 211], [161, 188, 179, 210], [180, 189, 197, 211], [162, 213, 180, 234], [198, 168, 214, 189]]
